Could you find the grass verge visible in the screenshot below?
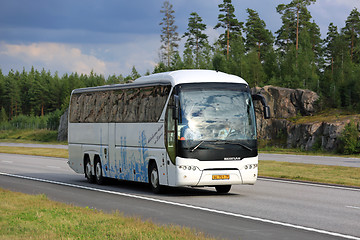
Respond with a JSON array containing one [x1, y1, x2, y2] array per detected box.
[[0, 188, 214, 240], [0, 146, 68, 158], [0, 129, 64, 144], [259, 160, 360, 187]]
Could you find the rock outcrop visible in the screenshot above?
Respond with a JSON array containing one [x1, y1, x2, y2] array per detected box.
[[252, 85, 319, 118], [253, 86, 357, 151], [57, 108, 68, 142]]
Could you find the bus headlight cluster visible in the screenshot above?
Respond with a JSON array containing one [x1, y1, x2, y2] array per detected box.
[[179, 165, 197, 171], [244, 164, 258, 170]]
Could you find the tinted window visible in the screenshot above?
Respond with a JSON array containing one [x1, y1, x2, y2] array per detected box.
[[69, 85, 171, 123]]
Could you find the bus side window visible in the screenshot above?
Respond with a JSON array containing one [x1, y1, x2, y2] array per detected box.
[[166, 96, 176, 164]]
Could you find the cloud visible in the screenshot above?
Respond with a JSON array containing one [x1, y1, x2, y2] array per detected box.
[[0, 34, 161, 77], [326, 0, 360, 9], [0, 42, 107, 75]]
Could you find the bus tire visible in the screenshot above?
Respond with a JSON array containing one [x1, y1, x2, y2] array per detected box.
[[84, 157, 95, 183], [95, 158, 105, 185], [215, 185, 231, 194], [149, 162, 162, 194]]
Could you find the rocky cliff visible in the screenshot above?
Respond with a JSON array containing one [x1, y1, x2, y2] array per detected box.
[[253, 86, 359, 151], [57, 108, 68, 142]]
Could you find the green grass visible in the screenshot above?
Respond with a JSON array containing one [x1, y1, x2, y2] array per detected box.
[[259, 160, 360, 187], [0, 188, 215, 240], [287, 108, 360, 124], [0, 129, 64, 144], [0, 146, 68, 158], [259, 146, 360, 158]]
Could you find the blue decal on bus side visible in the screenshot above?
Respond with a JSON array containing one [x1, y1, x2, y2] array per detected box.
[[137, 130, 149, 182]]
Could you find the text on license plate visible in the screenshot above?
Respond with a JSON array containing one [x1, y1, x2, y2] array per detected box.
[[212, 174, 230, 180]]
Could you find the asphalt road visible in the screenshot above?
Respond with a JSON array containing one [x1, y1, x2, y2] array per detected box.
[[1, 142, 359, 167], [1, 153, 359, 240]]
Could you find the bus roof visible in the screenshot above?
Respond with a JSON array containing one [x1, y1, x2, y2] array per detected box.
[[134, 69, 248, 86], [71, 70, 248, 94]]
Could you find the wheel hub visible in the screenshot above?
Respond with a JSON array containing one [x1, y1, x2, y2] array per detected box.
[[151, 169, 158, 188]]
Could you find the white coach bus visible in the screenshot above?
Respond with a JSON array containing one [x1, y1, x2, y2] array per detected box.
[[68, 70, 270, 193]]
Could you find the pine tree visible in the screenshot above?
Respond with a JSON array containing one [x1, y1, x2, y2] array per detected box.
[[159, 1, 180, 68], [0, 69, 4, 111], [244, 8, 273, 61], [342, 8, 360, 63], [323, 23, 341, 105], [297, 29, 319, 90], [227, 36, 247, 77], [130, 66, 141, 80], [0, 108, 7, 123], [243, 49, 266, 87], [214, 0, 243, 60], [275, 0, 320, 89], [18, 67, 34, 115], [308, 21, 323, 65], [3, 70, 22, 119], [183, 12, 211, 68], [276, 0, 316, 54]]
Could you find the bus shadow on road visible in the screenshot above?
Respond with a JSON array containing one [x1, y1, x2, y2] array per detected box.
[[98, 178, 239, 197]]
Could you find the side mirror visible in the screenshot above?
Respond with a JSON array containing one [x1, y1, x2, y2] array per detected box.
[[173, 95, 179, 119], [264, 106, 270, 119], [252, 94, 271, 119]]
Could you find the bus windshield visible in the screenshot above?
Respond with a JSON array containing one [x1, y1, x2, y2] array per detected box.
[[177, 83, 257, 143]]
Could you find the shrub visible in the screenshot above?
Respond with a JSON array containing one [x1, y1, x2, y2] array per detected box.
[[0, 111, 63, 131], [338, 121, 360, 154], [46, 109, 62, 130], [0, 108, 7, 122]]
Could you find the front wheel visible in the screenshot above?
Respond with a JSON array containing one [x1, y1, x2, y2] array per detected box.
[[215, 185, 231, 194], [149, 162, 162, 194]]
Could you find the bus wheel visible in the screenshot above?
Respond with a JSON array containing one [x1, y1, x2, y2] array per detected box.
[[95, 159, 104, 185], [85, 158, 95, 183], [215, 185, 231, 194], [149, 162, 162, 194]]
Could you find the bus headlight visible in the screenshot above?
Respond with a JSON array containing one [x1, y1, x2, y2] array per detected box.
[[179, 165, 198, 171], [244, 164, 258, 170]]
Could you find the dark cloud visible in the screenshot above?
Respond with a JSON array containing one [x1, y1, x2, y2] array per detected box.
[[0, 0, 358, 76], [0, 0, 162, 43], [1, 0, 357, 44]]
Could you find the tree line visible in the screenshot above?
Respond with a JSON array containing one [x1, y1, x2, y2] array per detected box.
[[158, 0, 360, 111], [0, 67, 143, 123], [1, 0, 360, 123]]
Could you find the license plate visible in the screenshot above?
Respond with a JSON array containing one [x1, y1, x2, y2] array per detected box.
[[212, 174, 230, 180]]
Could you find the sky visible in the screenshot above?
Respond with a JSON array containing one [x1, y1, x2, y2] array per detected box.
[[0, 0, 359, 77]]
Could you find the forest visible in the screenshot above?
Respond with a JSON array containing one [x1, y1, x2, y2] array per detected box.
[[0, 0, 360, 129]]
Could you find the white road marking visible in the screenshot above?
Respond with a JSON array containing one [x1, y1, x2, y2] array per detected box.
[[346, 206, 360, 210], [1, 172, 359, 240], [2, 160, 13, 164]]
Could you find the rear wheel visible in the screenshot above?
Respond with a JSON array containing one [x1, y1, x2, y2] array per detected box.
[[85, 158, 95, 183], [95, 159, 105, 185], [215, 185, 231, 194], [149, 162, 162, 194]]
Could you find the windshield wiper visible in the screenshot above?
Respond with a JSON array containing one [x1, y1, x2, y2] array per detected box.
[[191, 140, 205, 152], [228, 142, 252, 151], [214, 140, 253, 152], [190, 140, 253, 152]]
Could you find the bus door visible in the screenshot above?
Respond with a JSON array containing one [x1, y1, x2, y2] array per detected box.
[[165, 94, 177, 185]]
